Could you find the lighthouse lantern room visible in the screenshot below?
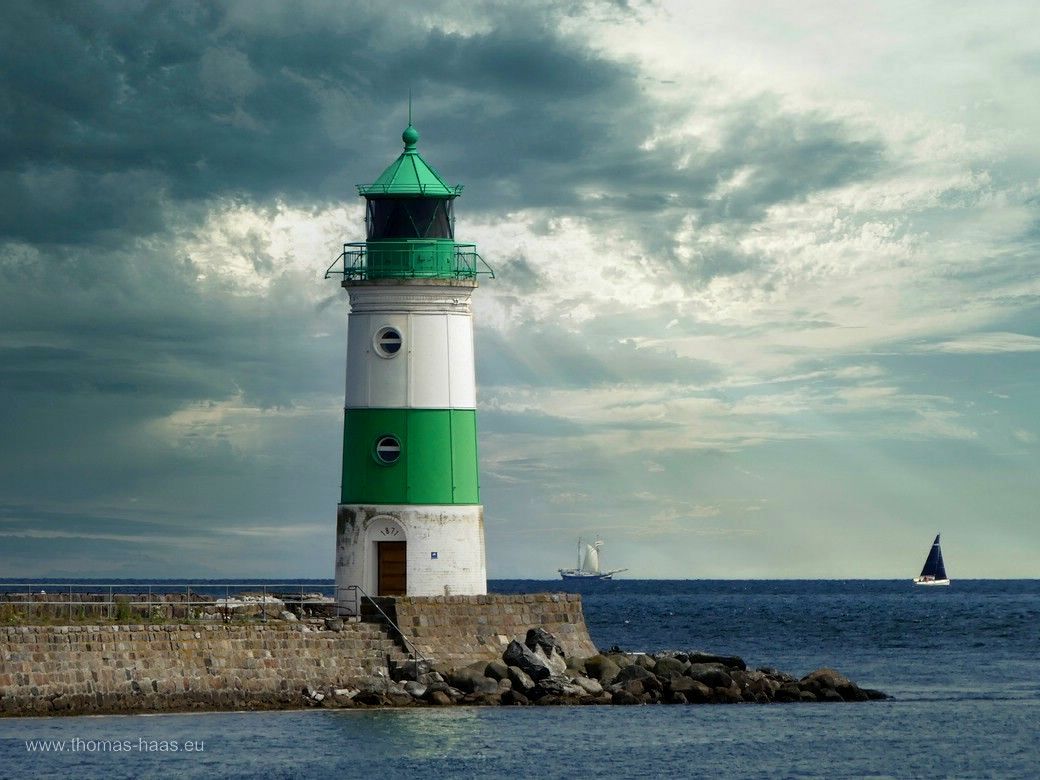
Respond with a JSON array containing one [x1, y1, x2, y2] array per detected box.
[[325, 122, 494, 603]]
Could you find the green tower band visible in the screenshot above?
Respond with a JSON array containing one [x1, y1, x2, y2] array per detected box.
[[340, 408, 479, 505]]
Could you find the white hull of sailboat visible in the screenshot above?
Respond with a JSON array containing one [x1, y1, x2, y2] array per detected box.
[[559, 570, 616, 581], [913, 578, 951, 586], [561, 569, 624, 582]]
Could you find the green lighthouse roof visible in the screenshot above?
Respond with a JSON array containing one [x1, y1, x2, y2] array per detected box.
[[357, 125, 463, 197]]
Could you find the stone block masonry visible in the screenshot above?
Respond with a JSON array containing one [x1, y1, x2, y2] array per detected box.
[[373, 593, 598, 669], [0, 593, 598, 717], [0, 622, 405, 716]]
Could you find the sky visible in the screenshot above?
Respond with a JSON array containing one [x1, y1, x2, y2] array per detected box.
[[1, 0, 1038, 579]]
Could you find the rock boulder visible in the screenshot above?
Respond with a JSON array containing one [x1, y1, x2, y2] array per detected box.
[[503, 639, 552, 681], [525, 627, 566, 658], [584, 655, 622, 685]]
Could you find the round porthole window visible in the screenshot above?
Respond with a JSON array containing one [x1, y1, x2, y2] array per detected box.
[[374, 326, 403, 358], [374, 435, 401, 465]]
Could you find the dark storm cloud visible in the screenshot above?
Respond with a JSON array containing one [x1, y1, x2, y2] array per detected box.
[[0, 238, 338, 408], [0, 0, 882, 248]]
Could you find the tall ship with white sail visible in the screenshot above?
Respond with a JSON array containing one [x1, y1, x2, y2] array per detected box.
[[913, 533, 951, 586], [559, 538, 627, 581]]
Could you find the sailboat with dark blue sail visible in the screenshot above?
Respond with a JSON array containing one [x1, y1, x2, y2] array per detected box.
[[913, 533, 951, 586]]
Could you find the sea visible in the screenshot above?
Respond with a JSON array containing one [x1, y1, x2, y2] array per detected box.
[[1, 579, 1038, 779]]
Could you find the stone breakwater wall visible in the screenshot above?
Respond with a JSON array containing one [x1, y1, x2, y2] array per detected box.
[[372, 593, 598, 668], [0, 594, 598, 717], [0, 622, 405, 716]]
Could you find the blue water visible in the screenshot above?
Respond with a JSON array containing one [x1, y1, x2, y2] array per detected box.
[[2, 579, 1038, 779]]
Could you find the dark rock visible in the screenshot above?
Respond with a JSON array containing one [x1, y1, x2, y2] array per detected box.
[[838, 684, 869, 702], [668, 676, 711, 702], [670, 692, 688, 705], [605, 652, 633, 669], [503, 639, 551, 681], [584, 654, 622, 685], [622, 680, 645, 698], [799, 691, 817, 702], [729, 669, 753, 689], [565, 655, 587, 676], [798, 668, 863, 703], [462, 691, 501, 706], [739, 672, 773, 698], [534, 695, 568, 706], [323, 617, 344, 632], [613, 664, 654, 685], [714, 685, 743, 704], [525, 627, 566, 658], [611, 690, 640, 705], [532, 673, 584, 700], [501, 689, 530, 706], [484, 660, 509, 681], [354, 692, 388, 706], [653, 656, 687, 679], [687, 652, 747, 671], [688, 667, 733, 689], [774, 684, 802, 703], [390, 658, 436, 682], [686, 662, 726, 676], [800, 668, 852, 690], [641, 674, 663, 693], [447, 669, 499, 695], [536, 645, 568, 676], [573, 676, 603, 695], [507, 665, 536, 693], [418, 671, 445, 686], [403, 682, 427, 699], [633, 654, 656, 671], [426, 691, 452, 706], [862, 688, 888, 700]]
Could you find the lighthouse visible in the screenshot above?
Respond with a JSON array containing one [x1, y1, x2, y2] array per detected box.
[[326, 122, 493, 602]]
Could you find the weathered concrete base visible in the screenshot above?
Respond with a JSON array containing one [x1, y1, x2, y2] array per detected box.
[[336, 504, 487, 599]]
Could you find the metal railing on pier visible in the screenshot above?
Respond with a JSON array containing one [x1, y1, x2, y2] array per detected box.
[[0, 582, 338, 624]]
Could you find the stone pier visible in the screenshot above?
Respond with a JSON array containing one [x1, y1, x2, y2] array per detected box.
[[0, 593, 596, 716]]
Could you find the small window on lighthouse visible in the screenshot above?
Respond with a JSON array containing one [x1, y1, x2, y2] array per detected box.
[[374, 326, 403, 358], [374, 435, 402, 465]]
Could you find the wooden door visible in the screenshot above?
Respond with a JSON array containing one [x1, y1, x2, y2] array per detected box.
[[377, 541, 407, 596]]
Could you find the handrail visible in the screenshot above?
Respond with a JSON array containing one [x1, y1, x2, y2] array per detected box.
[[341, 584, 430, 679], [0, 582, 332, 589], [324, 241, 495, 281], [0, 582, 336, 624], [356, 182, 464, 196]]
